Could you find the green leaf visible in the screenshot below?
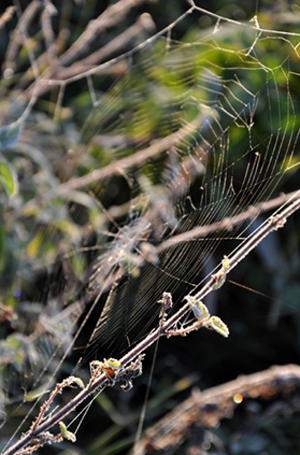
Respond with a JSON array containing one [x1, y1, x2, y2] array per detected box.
[[59, 421, 77, 442], [208, 316, 229, 338], [0, 161, 17, 197], [185, 296, 210, 321]]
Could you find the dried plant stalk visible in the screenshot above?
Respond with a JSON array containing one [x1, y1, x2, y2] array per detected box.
[[133, 364, 300, 454]]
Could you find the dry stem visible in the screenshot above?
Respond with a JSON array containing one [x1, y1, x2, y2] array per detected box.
[[133, 364, 300, 454]]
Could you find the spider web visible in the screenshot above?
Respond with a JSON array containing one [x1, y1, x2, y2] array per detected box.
[[73, 15, 300, 364], [1, 0, 300, 451]]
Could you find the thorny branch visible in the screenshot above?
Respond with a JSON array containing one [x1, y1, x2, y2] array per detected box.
[[3, 195, 300, 455]]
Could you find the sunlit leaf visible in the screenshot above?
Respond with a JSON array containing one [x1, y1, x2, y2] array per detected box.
[[26, 231, 44, 258], [0, 160, 17, 197], [185, 296, 210, 321], [59, 422, 76, 442], [208, 316, 229, 338]]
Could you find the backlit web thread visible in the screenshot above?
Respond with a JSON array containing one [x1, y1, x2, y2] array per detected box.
[[2, 4, 300, 445], [76, 25, 299, 362]]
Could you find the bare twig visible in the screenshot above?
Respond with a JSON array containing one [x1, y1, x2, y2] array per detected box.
[[40, 1, 57, 66], [53, 13, 156, 82], [57, 0, 156, 68], [158, 190, 300, 252], [0, 6, 15, 30], [20, 5, 195, 101], [3, 1, 42, 76]]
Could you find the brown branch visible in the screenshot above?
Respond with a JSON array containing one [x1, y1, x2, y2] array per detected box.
[[158, 190, 300, 252], [53, 14, 156, 82], [19, 5, 194, 102], [16, 0, 160, 102], [40, 2, 57, 66], [3, 1, 42, 73], [0, 6, 15, 29], [57, 0, 156, 68], [132, 364, 300, 454]]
